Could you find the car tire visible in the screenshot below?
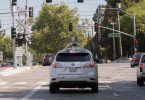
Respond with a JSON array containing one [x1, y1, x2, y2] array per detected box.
[[49, 84, 59, 93], [91, 83, 98, 93], [131, 64, 135, 67], [137, 77, 144, 86]]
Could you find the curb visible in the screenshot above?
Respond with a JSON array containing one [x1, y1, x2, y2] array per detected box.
[[0, 67, 32, 76]]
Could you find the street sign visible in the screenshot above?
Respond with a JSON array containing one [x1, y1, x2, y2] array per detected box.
[[16, 47, 23, 56], [16, 19, 24, 28], [108, 33, 120, 38]]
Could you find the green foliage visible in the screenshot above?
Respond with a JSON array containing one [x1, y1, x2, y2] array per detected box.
[[120, 0, 145, 52], [0, 35, 13, 60], [95, 0, 145, 59], [30, 3, 87, 57]]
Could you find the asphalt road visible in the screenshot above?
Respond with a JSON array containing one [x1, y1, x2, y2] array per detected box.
[[0, 63, 145, 100]]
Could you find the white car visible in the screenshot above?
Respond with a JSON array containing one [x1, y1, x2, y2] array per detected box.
[[137, 53, 145, 86], [49, 42, 98, 93]]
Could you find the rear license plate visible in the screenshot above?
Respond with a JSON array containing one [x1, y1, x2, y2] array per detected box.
[[69, 68, 77, 72]]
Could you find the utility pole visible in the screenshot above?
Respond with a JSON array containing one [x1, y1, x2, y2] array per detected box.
[[98, 5, 102, 61], [91, 21, 94, 55], [133, 14, 137, 53], [111, 22, 116, 60], [117, 3, 122, 58]]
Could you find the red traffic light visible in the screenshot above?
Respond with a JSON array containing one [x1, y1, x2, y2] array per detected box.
[[69, 23, 73, 31], [134, 40, 138, 44]]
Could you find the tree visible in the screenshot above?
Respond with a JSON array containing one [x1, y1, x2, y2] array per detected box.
[[0, 35, 13, 60], [120, 0, 145, 53], [30, 3, 87, 55]]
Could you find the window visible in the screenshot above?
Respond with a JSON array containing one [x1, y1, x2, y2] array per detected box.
[[141, 55, 145, 63], [56, 53, 90, 62]]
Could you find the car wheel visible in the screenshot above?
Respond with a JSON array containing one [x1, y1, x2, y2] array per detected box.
[[49, 84, 59, 93], [91, 83, 98, 93], [131, 64, 135, 67], [137, 77, 144, 86]]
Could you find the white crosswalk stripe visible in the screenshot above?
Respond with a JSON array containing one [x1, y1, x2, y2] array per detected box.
[[15, 82, 28, 85]]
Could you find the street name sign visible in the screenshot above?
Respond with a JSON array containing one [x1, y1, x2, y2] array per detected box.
[[108, 33, 120, 38]]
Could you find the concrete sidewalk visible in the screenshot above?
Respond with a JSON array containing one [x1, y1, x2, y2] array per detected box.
[[0, 65, 41, 76]]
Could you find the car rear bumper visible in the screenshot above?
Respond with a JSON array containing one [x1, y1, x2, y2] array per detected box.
[[50, 81, 98, 88]]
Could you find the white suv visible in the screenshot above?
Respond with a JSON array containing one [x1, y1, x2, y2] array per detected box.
[[137, 53, 145, 86], [49, 42, 98, 93]]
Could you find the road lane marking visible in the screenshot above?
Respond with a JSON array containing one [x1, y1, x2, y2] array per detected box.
[[1, 86, 26, 89], [0, 82, 8, 85], [15, 82, 27, 85], [56, 98, 72, 100], [113, 93, 119, 97], [103, 68, 130, 89], [20, 82, 48, 100], [36, 82, 48, 85]]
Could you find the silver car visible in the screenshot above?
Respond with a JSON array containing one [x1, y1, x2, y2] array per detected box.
[[49, 43, 98, 93], [137, 53, 145, 86]]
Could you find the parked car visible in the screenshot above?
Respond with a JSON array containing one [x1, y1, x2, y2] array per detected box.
[[130, 52, 144, 67], [137, 53, 145, 86], [42, 54, 55, 66], [49, 42, 98, 93], [1, 63, 12, 68]]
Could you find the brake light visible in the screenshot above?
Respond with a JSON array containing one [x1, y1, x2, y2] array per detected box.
[[51, 78, 56, 80], [52, 63, 63, 68], [139, 63, 143, 72], [134, 58, 140, 60], [52, 63, 56, 68], [90, 78, 95, 80], [70, 52, 77, 54], [90, 62, 95, 67]]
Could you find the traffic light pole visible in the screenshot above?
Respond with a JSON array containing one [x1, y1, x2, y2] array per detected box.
[[9, 0, 17, 68]]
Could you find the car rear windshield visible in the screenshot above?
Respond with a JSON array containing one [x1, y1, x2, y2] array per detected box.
[[56, 53, 91, 62], [134, 53, 142, 58]]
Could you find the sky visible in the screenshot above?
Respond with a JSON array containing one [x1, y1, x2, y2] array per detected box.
[[0, 0, 106, 36]]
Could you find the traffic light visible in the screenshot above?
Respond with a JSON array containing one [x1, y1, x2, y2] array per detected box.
[[11, 27, 16, 38], [134, 39, 139, 50], [46, 0, 52, 3], [16, 38, 27, 46], [94, 22, 98, 32], [29, 7, 33, 17], [12, 0, 17, 6], [115, 0, 121, 3], [69, 23, 73, 31], [16, 38, 22, 46], [78, 0, 83, 3]]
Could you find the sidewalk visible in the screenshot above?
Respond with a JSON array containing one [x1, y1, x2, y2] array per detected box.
[[0, 65, 41, 76]]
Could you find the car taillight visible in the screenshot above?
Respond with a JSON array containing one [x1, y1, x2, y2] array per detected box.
[[83, 62, 95, 68], [134, 58, 140, 60], [134, 58, 137, 60], [70, 52, 77, 54], [52, 63, 56, 68], [139, 63, 143, 72], [52, 63, 63, 68], [90, 62, 95, 67]]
